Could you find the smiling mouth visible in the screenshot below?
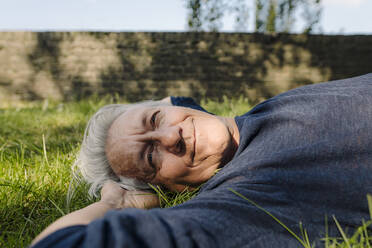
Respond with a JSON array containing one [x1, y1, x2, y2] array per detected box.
[[191, 118, 196, 163]]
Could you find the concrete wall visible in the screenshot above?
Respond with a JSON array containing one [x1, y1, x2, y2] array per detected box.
[[0, 32, 371, 103]]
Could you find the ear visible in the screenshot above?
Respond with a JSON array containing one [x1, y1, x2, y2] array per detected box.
[[160, 96, 172, 104]]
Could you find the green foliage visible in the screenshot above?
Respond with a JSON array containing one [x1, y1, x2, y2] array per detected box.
[[187, 0, 203, 31], [256, 0, 322, 34], [201, 95, 252, 117], [185, 0, 228, 31], [185, 0, 322, 34], [266, 0, 277, 33], [150, 184, 200, 208], [0, 98, 114, 247], [255, 0, 265, 31], [0, 97, 250, 247]]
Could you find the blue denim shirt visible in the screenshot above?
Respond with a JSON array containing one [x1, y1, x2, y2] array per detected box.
[[32, 74, 372, 248]]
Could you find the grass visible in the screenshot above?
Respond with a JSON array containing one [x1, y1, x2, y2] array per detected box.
[[0, 96, 371, 247], [0, 98, 106, 247], [0, 96, 250, 247]]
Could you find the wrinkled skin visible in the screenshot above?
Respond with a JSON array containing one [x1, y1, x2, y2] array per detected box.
[[106, 105, 239, 192], [101, 181, 159, 209]]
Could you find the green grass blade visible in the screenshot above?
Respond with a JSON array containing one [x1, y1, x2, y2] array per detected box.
[[148, 184, 170, 206], [3, 97, 372, 248], [19, 203, 37, 240], [42, 134, 50, 167], [303, 227, 311, 247], [332, 215, 351, 248], [367, 194, 372, 219], [362, 220, 371, 248], [324, 215, 330, 248], [48, 198, 65, 216], [229, 188, 309, 248]]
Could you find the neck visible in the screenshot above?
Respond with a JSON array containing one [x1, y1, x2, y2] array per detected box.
[[218, 116, 240, 166], [222, 117, 240, 148], [227, 117, 240, 148]]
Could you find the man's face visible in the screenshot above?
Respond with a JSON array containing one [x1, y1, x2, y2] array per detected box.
[[105, 105, 237, 192]]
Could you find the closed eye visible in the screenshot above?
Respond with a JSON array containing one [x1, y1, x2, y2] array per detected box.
[[147, 144, 156, 169]]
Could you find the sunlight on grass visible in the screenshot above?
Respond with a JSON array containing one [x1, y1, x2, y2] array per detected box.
[[201, 95, 252, 117], [0, 99, 106, 247], [1, 96, 371, 247], [0, 96, 226, 247]]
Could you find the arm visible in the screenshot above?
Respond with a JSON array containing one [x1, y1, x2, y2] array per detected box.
[[32, 181, 159, 246], [31, 179, 300, 248]]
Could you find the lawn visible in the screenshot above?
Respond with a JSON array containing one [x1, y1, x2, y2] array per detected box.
[[0, 96, 371, 247]]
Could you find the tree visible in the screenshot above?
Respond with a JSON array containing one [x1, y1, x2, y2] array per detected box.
[[266, 0, 277, 33], [187, 0, 203, 31], [185, 0, 322, 34], [256, 0, 322, 33], [255, 0, 264, 31], [186, 0, 249, 32]]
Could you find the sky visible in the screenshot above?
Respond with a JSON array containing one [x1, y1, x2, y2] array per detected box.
[[0, 0, 371, 34]]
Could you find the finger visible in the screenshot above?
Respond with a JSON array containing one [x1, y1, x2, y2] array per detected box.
[[101, 180, 126, 197]]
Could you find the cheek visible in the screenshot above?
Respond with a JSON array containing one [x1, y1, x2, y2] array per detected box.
[[196, 118, 230, 157], [163, 108, 188, 125], [158, 155, 189, 181]]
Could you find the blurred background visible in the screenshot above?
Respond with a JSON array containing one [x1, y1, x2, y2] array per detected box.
[[0, 0, 371, 104]]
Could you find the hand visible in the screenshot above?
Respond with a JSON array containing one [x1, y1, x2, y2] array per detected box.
[[100, 181, 160, 209]]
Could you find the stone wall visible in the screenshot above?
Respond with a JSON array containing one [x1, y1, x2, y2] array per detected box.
[[0, 32, 371, 103]]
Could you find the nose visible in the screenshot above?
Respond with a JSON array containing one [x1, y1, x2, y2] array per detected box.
[[152, 125, 183, 154]]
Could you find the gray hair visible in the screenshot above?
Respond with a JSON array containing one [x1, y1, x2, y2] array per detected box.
[[74, 100, 172, 197]]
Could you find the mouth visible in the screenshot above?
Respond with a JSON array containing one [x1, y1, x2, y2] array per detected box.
[[191, 118, 196, 163]]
